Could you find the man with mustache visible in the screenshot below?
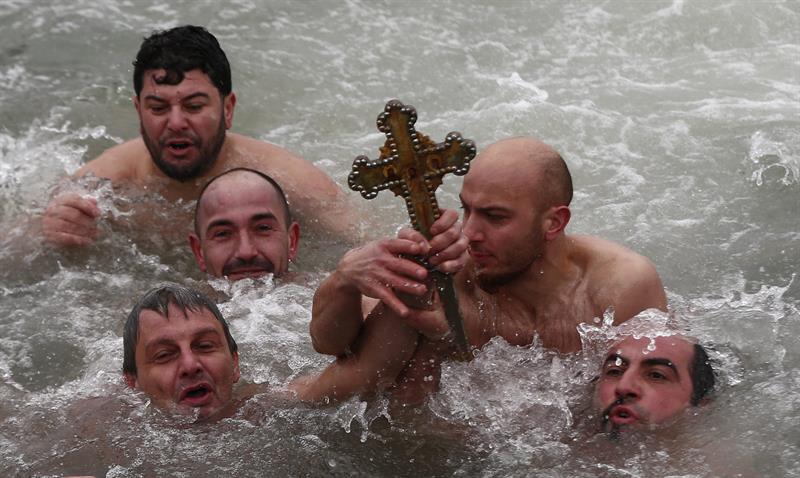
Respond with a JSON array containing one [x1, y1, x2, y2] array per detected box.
[[42, 25, 355, 248], [310, 136, 670, 404], [190, 168, 299, 281], [594, 334, 715, 434]]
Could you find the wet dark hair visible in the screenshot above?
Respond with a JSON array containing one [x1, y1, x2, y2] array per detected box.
[[133, 25, 232, 97], [193, 167, 293, 236], [689, 343, 715, 406], [122, 283, 237, 377]]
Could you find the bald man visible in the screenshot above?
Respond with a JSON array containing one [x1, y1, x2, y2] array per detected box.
[[189, 167, 299, 280], [311, 136, 667, 404]]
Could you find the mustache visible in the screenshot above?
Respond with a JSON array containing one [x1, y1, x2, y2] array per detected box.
[[160, 132, 201, 147], [222, 257, 275, 276], [600, 397, 627, 434]]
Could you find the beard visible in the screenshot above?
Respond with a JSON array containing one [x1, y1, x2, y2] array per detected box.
[[142, 116, 226, 182], [473, 227, 545, 292]]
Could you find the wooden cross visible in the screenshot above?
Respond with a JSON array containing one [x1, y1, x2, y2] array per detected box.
[[348, 99, 475, 239], [348, 99, 475, 358]]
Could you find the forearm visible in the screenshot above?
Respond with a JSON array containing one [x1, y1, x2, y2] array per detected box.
[[309, 271, 365, 356], [296, 304, 419, 403]]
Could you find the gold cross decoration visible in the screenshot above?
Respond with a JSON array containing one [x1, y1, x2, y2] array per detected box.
[[348, 99, 475, 358]]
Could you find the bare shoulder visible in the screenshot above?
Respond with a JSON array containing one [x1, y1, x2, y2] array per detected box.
[[226, 133, 336, 190], [572, 234, 667, 321], [75, 138, 150, 183]]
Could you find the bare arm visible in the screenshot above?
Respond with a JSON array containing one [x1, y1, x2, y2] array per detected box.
[[309, 237, 430, 355], [292, 303, 419, 403]]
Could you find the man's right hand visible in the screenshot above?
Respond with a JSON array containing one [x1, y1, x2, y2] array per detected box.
[[42, 193, 101, 247]]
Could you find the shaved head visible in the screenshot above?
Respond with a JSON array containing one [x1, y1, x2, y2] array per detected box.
[[471, 137, 572, 209]]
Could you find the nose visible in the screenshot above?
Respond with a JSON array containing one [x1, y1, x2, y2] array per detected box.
[[166, 106, 189, 132], [462, 213, 483, 243], [178, 349, 203, 378], [235, 232, 258, 261], [614, 371, 641, 401]]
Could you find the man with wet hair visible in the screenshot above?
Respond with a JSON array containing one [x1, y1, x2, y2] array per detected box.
[[311, 136, 668, 404], [43, 25, 355, 247], [123, 283, 242, 420], [594, 334, 715, 434]]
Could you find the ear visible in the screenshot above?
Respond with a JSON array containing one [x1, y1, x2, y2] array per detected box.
[[123, 373, 137, 389], [287, 222, 300, 262], [133, 95, 141, 115], [544, 205, 571, 241], [189, 233, 208, 272], [223, 92, 236, 129], [232, 352, 241, 383]]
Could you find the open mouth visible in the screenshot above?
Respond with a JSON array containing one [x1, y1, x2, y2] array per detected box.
[[180, 384, 213, 406], [609, 406, 638, 425]]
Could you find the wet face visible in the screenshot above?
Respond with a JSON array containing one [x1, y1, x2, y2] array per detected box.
[[190, 172, 299, 280], [594, 336, 695, 432], [460, 150, 547, 290], [134, 69, 234, 181], [126, 303, 240, 419]]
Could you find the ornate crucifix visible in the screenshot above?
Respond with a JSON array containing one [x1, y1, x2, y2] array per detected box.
[[348, 99, 475, 358]]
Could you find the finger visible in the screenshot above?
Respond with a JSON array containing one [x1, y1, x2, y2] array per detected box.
[[53, 194, 101, 218], [368, 285, 410, 318], [42, 214, 97, 237], [428, 209, 459, 236], [384, 236, 427, 257], [44, 230, 95, 247], [382, 255, 429, 281], [48, 204, 100, 230], [428, 235, 468, 269]]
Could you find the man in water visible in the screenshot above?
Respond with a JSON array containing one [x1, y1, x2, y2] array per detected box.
[[123, 283, 244, 420], [310, 136, 669, 403], [594, 334, 715, 434], [189, 168, 300, 281], [42, 25, 355, 247]]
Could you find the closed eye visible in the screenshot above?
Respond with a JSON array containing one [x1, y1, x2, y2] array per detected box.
[[153, 350, 176, 363]]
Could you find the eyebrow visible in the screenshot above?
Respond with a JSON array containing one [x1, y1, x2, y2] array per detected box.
[[143, 92, 211, 103], [458, 195, 512, 214], [143, 326, 221, 352], [603, 353, 628, 367], [251, 212, 279, 223], [603, 354, 679, 376], [641, 357, 679, 375], [205, 218, 235, 233]]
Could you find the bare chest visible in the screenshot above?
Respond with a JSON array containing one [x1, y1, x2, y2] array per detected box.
[[461, 288, 602, 354]]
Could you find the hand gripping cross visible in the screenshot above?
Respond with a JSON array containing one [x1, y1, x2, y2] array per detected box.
[[348, 99, 475, 359]]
